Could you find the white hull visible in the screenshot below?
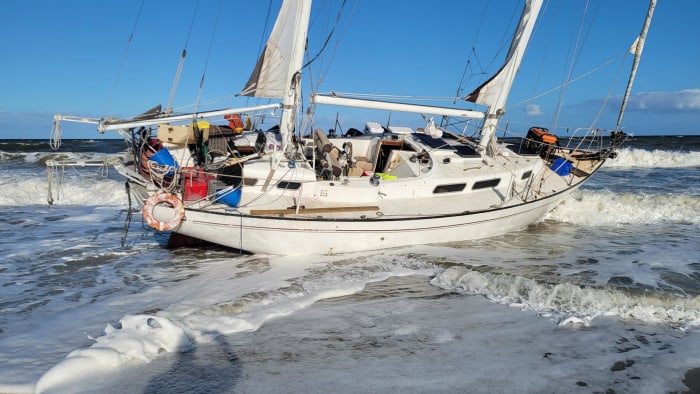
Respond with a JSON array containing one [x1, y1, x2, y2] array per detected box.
[[129, 128, 610, 256], [150, 182, 580, 255]]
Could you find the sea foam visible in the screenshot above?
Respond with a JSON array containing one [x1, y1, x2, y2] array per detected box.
[[34, 315, 192, 393], [431, 266, 700, 329], [606, 148, 700, 168], [548, 189, 700, 226], [0, 174, 127, 206]]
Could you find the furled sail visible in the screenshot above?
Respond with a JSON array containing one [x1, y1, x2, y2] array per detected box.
[[465, 0, 542, 108], [467, 0, 543, 156], [616, 0, 656, 129], [241, 0, 309, 98]]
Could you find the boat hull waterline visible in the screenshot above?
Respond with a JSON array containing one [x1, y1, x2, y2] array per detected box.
[[146, 182, 582, 255]]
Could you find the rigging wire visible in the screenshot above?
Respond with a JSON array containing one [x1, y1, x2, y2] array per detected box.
[[306, 0, 357, 94], [453, 2, 490, 103], [53, 1, 145, 150], [192, 0, 224, 115], [302, 0, 347, 70], [165, 0, 201, 115], [511, 50, 627, 108], [448, 0, 522, 132], [243, 0, 275, 108], [106, 0, 145, 114], [589, 52, 630, 130], [552, 0, 592, 129], [481, 2, 522, 83], [186, 0, 224, 167], [523, 0, 551, 110], [258, 1, 275, 55], [304, 0, 357, 136]]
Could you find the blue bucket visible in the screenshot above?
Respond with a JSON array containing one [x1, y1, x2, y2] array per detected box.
[[149, 148, 178, 168], [214, 188, 242, 207]]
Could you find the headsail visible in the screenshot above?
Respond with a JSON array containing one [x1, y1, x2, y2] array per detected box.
[[465, 0, 542, 107], [241, 0, 311, 100], [466, 0, 543, 154], [241, 0, 312, 152], [616, 0, 656, 130]]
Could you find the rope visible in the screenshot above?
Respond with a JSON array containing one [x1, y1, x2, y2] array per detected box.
[[49, 118, 61, 151], [47, 162, 67, 204], [147, 161, 179, 192], [121, 181, 132, 248], [47, 163, 55, 205], [238, 211, 243, 255]]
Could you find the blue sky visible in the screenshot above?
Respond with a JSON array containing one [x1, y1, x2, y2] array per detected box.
[[0, 0, 698, 139]]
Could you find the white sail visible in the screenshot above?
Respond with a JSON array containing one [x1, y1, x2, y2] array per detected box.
[[241, 0, 311, 99], [466, 0, 543, 154], [465, 0, 542, 107]]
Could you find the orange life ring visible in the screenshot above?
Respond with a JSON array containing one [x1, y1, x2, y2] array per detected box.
[[142, 192, 185, 231]]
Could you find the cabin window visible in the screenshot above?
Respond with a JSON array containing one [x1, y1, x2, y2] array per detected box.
[[521, 170, 532, 180], [243, 178, 258, 186], [433, 183, 466, 194], [472, 178, 501, 190], [278, 181, 301, 190]]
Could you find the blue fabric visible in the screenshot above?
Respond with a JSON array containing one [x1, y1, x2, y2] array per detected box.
[[551, 157, 573, 176], [215, 188, 242, 207]]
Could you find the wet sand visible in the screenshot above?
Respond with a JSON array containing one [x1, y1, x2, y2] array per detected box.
[[683, 367, 700, 394]]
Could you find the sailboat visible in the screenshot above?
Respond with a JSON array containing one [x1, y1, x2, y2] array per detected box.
[[50, 0, 655, 255]]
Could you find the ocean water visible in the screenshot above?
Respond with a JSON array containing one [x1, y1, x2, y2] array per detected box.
[[0, 136, 699, 393]]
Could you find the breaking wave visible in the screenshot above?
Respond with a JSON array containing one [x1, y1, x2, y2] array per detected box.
[[0, 150, 120, 166], [431, 266, 700, 329], [0, 175, 127, 206], [548, 189, 700, 226], [606, 148, 700, 168]]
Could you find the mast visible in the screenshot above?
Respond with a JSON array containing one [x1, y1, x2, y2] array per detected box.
[[241, 0, 312, 153], [465, 0, 543, 156], [279, 0, 312, 153], [616, 0, 656, 130]]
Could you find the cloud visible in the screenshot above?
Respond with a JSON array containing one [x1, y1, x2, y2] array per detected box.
[[525, 104, 543, 116], [624, 89, 700, 112]]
